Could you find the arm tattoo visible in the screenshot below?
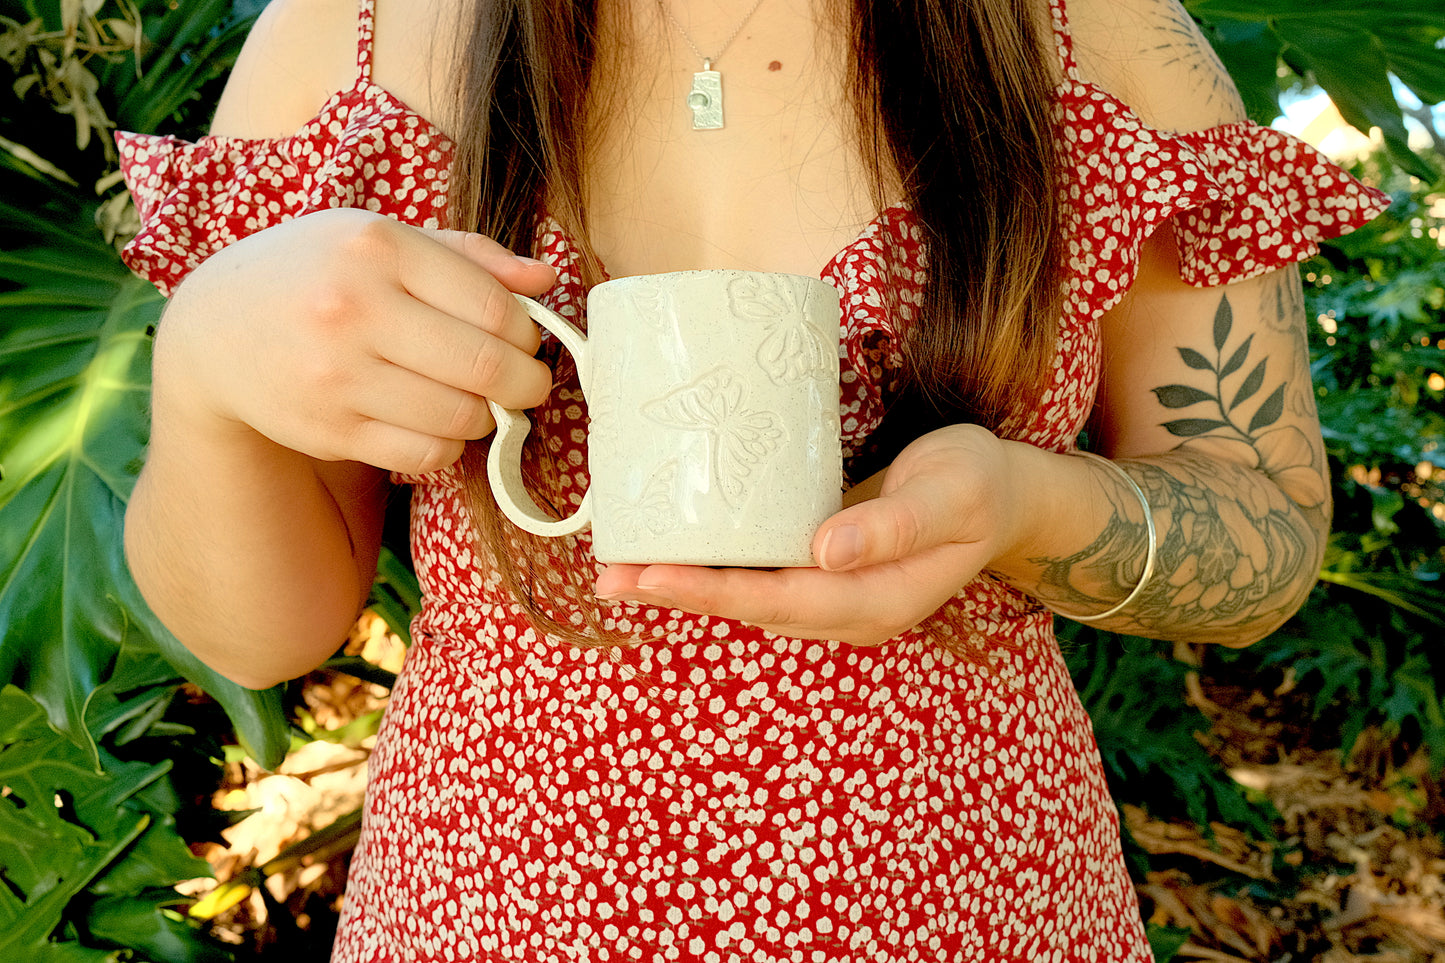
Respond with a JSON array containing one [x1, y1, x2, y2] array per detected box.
[[1035, 285, 1327, 635], [1152, 292, 1286, 446], [1143, 0, 1247, 121], [1036, 450, 1316, 633], [1148, 287, 1328, 511], [1256, 268, 1319, 419]]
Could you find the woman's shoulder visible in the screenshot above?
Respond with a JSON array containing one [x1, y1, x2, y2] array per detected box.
[[209, 0, 460, 140], [207, 0, 362, 139], [1061, 0, 1248, 134]]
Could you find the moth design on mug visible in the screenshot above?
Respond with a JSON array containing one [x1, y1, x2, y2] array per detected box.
[[726, 273, 836, 386]]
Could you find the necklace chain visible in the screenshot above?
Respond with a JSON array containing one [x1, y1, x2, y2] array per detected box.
[[656, 0, 768, 68]]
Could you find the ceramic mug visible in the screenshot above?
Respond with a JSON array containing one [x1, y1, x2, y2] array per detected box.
[[486, 269, 844, 567]]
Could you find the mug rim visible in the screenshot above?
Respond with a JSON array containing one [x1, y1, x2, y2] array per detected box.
[[596, 267, 836, 287]]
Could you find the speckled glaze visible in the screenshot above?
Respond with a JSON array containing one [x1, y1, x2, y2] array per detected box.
[[488, 270, 844, 566]]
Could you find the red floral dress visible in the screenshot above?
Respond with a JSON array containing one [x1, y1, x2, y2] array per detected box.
[[117, 0, 1388, 959]]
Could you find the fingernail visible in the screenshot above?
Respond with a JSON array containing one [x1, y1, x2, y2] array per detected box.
[[513, 255, 548, 267], [632, 578, 678, 603], [595, 591, 628, 602], [820, 524, 863, 570]]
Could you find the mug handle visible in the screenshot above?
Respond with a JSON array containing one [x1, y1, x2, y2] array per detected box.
[[485, 294, 593, 536]]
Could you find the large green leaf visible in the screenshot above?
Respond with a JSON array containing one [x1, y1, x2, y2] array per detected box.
[[83, 892, 234, 963], [1188, 0, 1445, 180], [0, 685, 202, 959], [0, 165, 288, 768], [1271, 17, 1431, 179]]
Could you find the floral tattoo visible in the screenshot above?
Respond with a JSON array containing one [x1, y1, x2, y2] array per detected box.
[[1035, 281, 1327, 634]]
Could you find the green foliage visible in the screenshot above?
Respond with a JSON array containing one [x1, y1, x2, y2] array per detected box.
[[1074, 7, 1445, 929], [1188, 0, 1445, 180], [1063, 631, 1270, 837], [1146, 923, 1194, 963], [0, 0, 254, 174], [0, 0, 287, 757], [0, 685, 231, 962], [1291, 150, 1445, 765], [0, 3, 281, 959], [0, 149, 289, 767]]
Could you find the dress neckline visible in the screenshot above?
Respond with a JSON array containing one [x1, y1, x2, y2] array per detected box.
[[184, 65, 1270, 284]]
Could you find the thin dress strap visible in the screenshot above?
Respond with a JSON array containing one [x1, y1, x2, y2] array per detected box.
[[356, 0, 376, 81], [1047, 0, 1082, 82]]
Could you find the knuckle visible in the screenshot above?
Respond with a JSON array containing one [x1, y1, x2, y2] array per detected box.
[[445, 393, 491, 439], [522, 358, 554, 407], [476, 283, 517, 336], [883, 498, 929, 558], [467, 337, 508, 393], [341, 215, 406, 265], [408, 436, 464, 476], [302, 279, 361, 333]]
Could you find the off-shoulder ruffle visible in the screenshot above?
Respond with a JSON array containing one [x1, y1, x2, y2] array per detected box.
[[115, 82, 453, 298], [1169, 123, 1390, 282], [1055, 84, 1390, 320]]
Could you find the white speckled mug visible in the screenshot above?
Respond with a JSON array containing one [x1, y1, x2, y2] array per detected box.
[[487, 270, 844, 566]]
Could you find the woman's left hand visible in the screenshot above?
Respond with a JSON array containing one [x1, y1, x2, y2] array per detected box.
[[593, 423, 1038, 644]]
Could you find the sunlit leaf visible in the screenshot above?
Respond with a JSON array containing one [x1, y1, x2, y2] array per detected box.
[[0, 166, 288, 769], [1186, 0, 1445, 179]]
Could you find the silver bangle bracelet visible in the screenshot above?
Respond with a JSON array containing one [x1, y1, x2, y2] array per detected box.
[[1051, 451, 1158, 623]]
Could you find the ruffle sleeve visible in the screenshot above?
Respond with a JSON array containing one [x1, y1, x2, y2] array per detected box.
[[1168, 123, 1389, 284], [115, 86, 453, 298], [821, 207, 919, 464], [1055, 84, 1390, 318]]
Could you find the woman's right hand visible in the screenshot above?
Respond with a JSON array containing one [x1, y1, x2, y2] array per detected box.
[[154, 207, 557, 475]]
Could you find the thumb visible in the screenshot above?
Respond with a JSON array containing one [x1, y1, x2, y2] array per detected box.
[[813, 467, 972, 572], [424, 227, 558, 297]]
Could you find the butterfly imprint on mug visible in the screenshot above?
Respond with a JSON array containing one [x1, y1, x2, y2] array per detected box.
[[630, 282, 676, 334], [727, 273, 834, 386], [640, 367, 786, 511], [608, 460, 682, 545]]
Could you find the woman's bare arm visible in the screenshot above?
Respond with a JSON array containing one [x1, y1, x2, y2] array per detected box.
[[125, 0, 553, 688]]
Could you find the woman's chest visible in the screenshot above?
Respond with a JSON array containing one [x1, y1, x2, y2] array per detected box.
[[580, 0, 892, 278]]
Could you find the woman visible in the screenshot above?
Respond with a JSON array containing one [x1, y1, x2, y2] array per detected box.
[[116, 0, 1387, 957]]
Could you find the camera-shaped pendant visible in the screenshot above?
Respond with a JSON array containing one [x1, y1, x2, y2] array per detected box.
[[687, 68, 723, 130]]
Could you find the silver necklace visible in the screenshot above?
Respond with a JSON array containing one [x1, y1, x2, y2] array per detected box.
[[656, 0, 768, 130]]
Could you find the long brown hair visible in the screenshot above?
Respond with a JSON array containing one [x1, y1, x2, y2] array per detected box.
[[446, 0, 1063, 644]]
